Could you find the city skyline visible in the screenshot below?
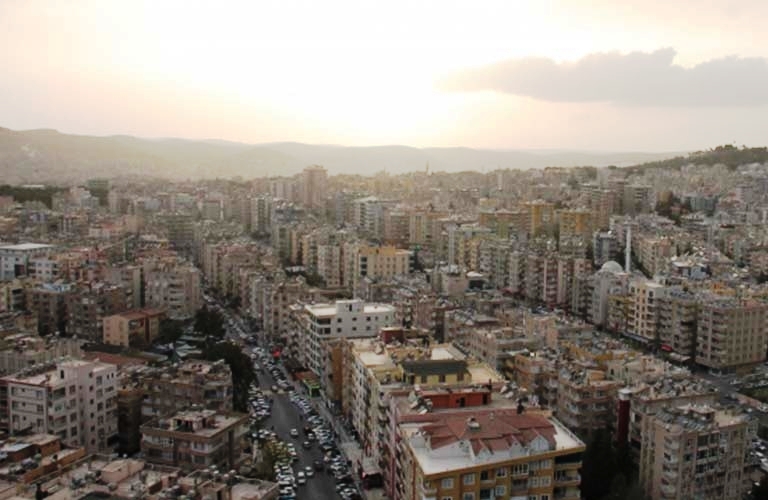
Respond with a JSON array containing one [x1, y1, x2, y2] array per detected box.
[[2, 0, 768, 152]]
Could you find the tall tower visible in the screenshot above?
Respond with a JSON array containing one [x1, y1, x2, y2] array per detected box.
[[300, 165, 327, 210]]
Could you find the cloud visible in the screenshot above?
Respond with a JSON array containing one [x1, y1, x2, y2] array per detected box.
[[440, 48, 768, 106]]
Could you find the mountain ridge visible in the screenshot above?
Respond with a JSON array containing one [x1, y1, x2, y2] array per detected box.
[[0, 127, 684, 183]]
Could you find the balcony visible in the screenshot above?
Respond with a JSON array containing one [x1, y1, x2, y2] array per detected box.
[[555, 474, 581, 487]]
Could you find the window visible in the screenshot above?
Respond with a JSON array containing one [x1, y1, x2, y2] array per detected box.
[[495, 486, 506, 496], [441, 478, 454, 489], [539, 476, 551, 487], [528, 476, 539, 488], [512, 463, 529, 475], [421, 375, 428, 383], [442, 497, 453, 500], [480, 470, 490, 481], [462, 494, 475, 500], [528, 496, 538, 500], [496, 467, 507, 477], [457, 372, 465, 381], [540, 496, 549, 500], [462, 473, 475, 485], [439, 374, 446, 383]]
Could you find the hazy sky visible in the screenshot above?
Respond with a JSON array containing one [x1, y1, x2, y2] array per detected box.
[[2, 0, 767, 150]]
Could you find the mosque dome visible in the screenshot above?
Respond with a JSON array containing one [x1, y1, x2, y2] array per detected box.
[[600, 260, 623, 273]]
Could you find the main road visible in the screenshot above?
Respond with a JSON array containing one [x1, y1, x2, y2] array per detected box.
[[258, 365, 342, 500]]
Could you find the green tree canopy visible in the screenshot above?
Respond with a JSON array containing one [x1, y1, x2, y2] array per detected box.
[[204, 340, 256, 413], [194, 306, 225, 339]]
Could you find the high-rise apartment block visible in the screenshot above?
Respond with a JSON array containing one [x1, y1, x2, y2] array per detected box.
[[300, 165, 327, 209], [641, 405, 748, 500], [3, 359, 118, 453]]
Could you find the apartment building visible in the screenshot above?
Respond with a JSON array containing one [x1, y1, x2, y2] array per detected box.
[[102, 308, 165, 348], [138, 360, 234, 420], [558, 208, 592, 245], [345, 338, 505, 479], [382, 209, 409, 247], [0, 335, 82, 376], [65, 283, 130, 342], [3, 359, 118, 453], [316, 244, 343, 287], [657, 288, 699, 358], [696, 299, 768, 370], [160, 213, 195, 259], [344, 244, 412, 291], [618, 376, 717, 484], [525, 200, 556, 237], [144, 264, 201, 319], [249, 195, 272, 234], [398, 409, 585, 500], [105, 264, 143, 309], [26, 282, 73, 336], [627, 279, 666, 342], [0, 243, 55, 281], [507, 350, 559, 407], [641, 405, 748, 500], [291, 299, 395, 383], [636, 236, 675, 276], [299, 165, 327, 209], [140, 409, 248, 471], [589, 261, 629, 327], [557, 366, 618, 438]]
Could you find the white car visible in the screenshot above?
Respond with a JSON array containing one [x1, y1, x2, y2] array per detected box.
[[289, 428, 299, 438], [305, 465, 314, 477], [296, 471, 306, 485]]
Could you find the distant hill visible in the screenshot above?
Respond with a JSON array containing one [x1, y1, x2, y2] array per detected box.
[[0, 127, 683, 183], [623, 145, 768, 175]]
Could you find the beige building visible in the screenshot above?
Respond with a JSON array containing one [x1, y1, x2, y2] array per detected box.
[[558, 208, 593, 244], [642, 404, 748, 500], [696, 299, 768, 370], [3, 359, 118, 453], [628, 279, 666, 342], [344, 243, 411, 291], [102, 308, 165, 348], [300, 165, 327, 209], [526, 200, 556, 237], [398, 409, 585, 500], [317, 244, 343, 287]]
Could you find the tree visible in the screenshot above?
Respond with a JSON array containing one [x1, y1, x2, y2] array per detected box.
[[156, 319, 184, 345], [194, 306, 225, 339], [204, 340, 256, 412]]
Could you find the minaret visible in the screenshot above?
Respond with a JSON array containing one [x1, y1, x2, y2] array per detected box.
[[625, 225, 632, 273]]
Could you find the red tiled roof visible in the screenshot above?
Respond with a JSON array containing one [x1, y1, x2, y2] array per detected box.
[[422, 410, 556, 454]]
